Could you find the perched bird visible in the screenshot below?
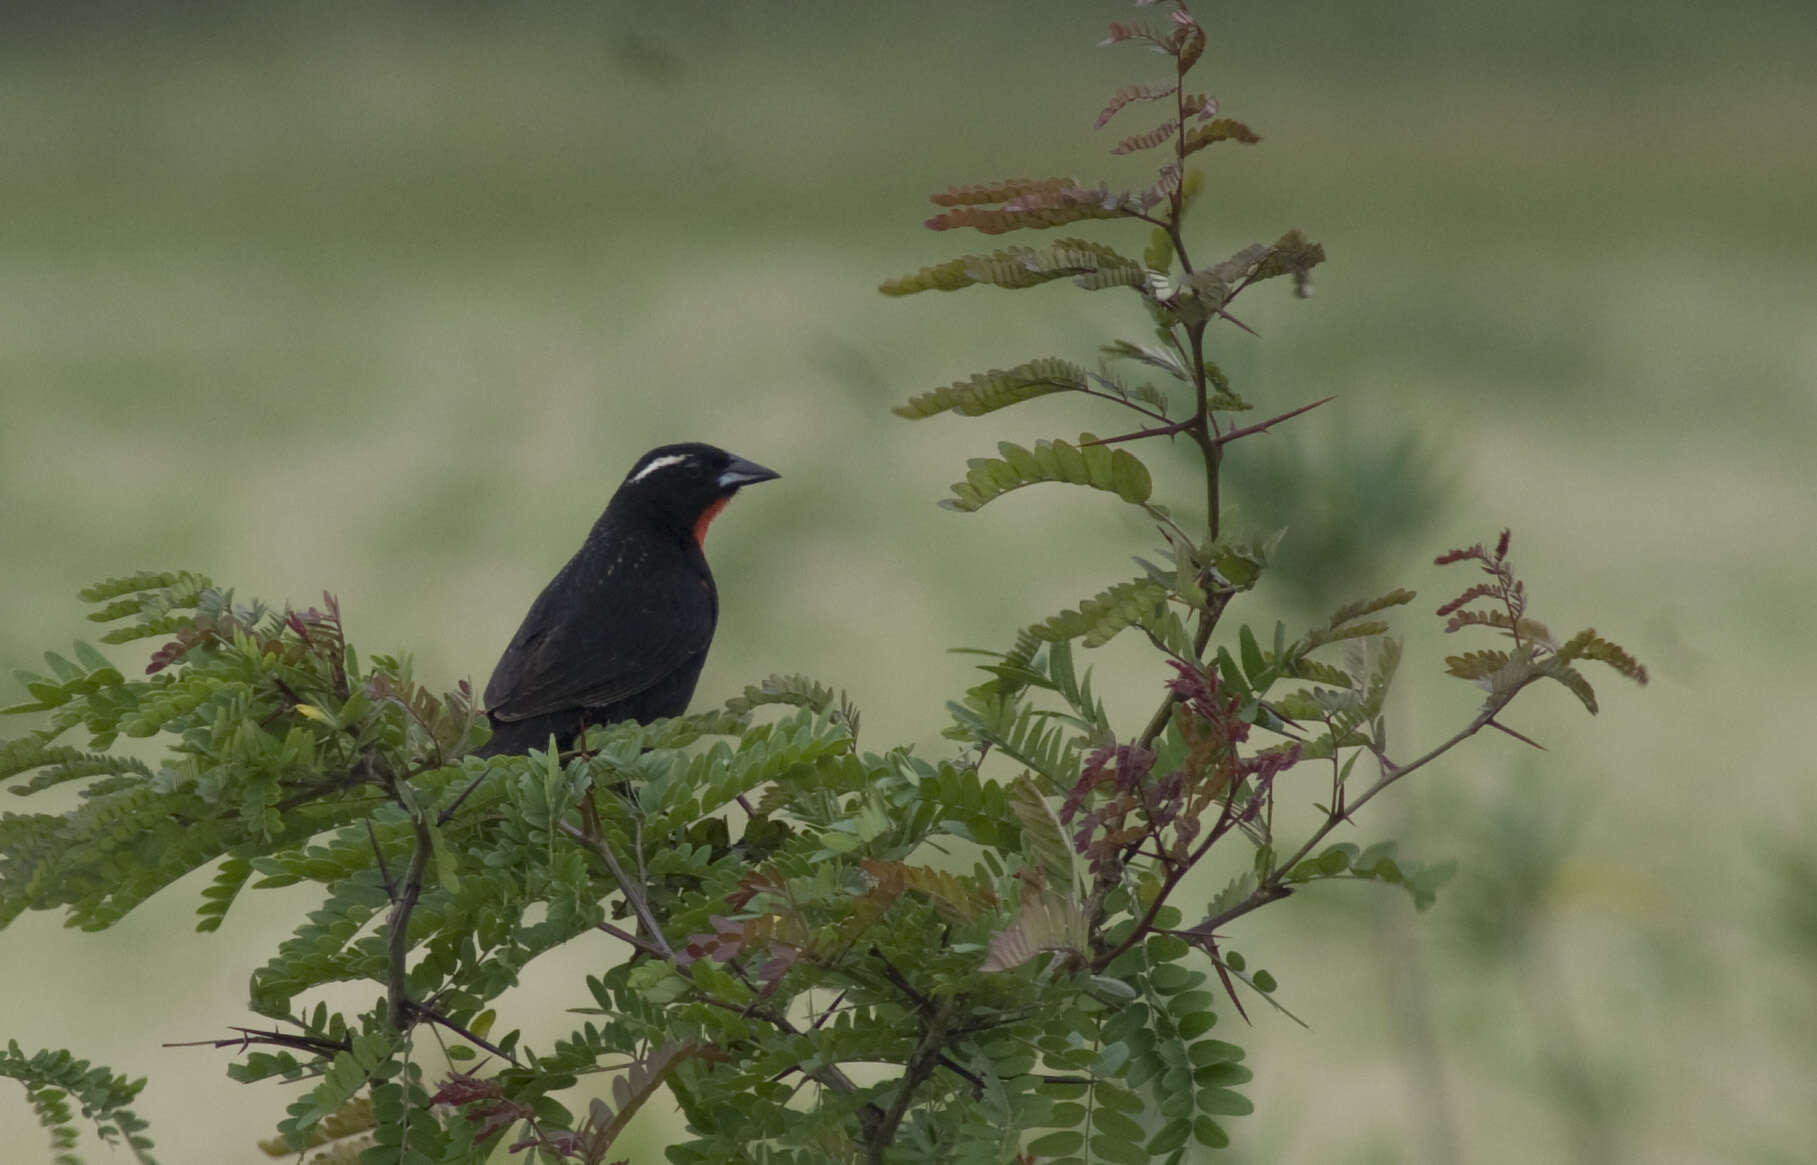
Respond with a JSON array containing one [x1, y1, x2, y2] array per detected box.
[[476, 442, 779, 756]]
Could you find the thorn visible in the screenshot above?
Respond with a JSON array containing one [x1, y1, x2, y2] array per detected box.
[[1486, 718, 1547, 751], [1215, 307, 1260, 337], [1212, 395, 1338, 447]]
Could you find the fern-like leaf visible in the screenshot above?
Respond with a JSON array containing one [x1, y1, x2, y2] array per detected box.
[[925, 185, 1135, 235], [1444, 649, 1511, 681], [1543, 662, 1600, 714], [941, 437, 1152, 512], [1110, 118, 1179, 155], [895, 358, 1088, 419], [1095, 82, 1177, 129], [860, 858, 999, 924], [980, 886, 1088, 972], [1555, 629, 1649, 685], [881, 237, 1146, 297], [1008, 773, 1076, 888], [1247, 228, 1327, 298], [724, 674, 842, 716], [930, 177, 1075, 207], [0, 1041, 159, 1165], [1029, 577, 1171, 648], [1181, 118, 1260, 154], [1102, 338, 1191, 383]]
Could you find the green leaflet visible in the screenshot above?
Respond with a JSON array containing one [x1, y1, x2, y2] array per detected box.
[[1007, 773, 1075, 889], [1028, 576, 1171, 648], [924, 199, 1128, 237], [1096, 82, 1177, 129], [1111, 116, 1179, 156], [1285, 840, 1458, 911], [880, 237, 1146, 297], [928, 176, 1075, 207], [941, 437, 1152, 512], [1248, 228, 1328, 298], [1181, 117, 1260, 154], [894, 357, 1088, 419]]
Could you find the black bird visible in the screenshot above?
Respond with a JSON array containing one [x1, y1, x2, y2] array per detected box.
[[476, 443, 779, 756]]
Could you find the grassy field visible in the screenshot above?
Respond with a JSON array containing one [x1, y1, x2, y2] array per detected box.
[[2, 3, 1813, 1161]]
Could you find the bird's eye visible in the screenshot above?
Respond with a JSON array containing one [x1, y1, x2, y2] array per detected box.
[[683, 462, 704, 479]]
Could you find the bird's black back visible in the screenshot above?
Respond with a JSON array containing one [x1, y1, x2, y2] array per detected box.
[[475, 443, 775, 757]]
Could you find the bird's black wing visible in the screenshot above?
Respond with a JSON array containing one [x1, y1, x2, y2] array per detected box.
[[483, 542, 716, 723]]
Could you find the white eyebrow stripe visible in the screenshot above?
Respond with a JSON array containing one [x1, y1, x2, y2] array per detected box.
[[628, 453, 690, 484]]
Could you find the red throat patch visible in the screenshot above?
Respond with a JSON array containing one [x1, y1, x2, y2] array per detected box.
[[694, 496, 730, 545]]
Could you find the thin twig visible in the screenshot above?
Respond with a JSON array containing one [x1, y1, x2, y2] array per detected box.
[[386, 812, 432, 1031], [556, 819, 673, 959], [366, 818, 394, 898], [436, 764, 492, 826], [596, 919, 668, 959], [809, 990, 851, 1031], [1081, 417, 1198, 446], [1078, 382, 1172, 423], [871, 946, 934, 1015], [689, 994, 871, 1105], [936, 1055, 986, 1098], [164, 1026, 352, 1057], [403, 1000, 520, 1066], [867, 1005, 954, 1165]]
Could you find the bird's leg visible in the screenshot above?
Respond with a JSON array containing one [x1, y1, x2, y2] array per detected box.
[[575, 710, 594, 759]]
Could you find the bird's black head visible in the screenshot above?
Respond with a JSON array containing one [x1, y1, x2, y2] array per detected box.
[[611, 442, 779, 543]]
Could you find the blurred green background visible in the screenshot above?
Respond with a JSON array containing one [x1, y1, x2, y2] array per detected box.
[[2, 1, 1813, 1161]]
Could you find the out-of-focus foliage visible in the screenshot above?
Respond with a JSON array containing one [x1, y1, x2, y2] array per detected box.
[[0, 1042, 158, 1165]]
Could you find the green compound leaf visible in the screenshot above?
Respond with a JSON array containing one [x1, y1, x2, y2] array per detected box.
[[940, 437, 1151, 512], [1181, 118, 1260, 155], [0, 1041, 160, 1165], [895, 357, 1088, 419], [1008, 773, 1075, 888], [1247, 228, 1328, 298], [928, 176, 1076, 207], [1028, 576, 1171, 648], [881, 237, 1147, 297]]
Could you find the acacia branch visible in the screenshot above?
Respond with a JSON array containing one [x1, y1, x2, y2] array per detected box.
[[1178, 691, 1519, 940], [1083, 417, 1198, 446], [690, 992, 873, 1115], [867, 1004, 956, 1165], [385, 810, 432, 1031], [437, 764, 492, 826], [596, 919, 669, 959], [557, 818, 674, 960], [871, 946, 935, 1015]]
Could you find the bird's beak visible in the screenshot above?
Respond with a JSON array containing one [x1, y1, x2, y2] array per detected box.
[[716, 455, 780, 491]]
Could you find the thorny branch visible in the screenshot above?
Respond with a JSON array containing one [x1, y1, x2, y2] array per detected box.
[[557, 818, 674, 960], [866, 1002, 958, 1165], [1175, 690, 1521, 942], [382, 766, 433, 1033]]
